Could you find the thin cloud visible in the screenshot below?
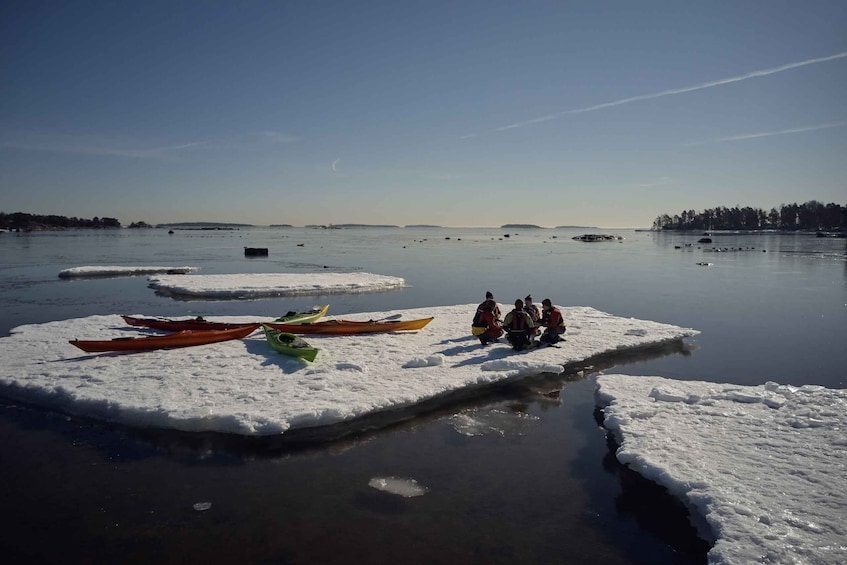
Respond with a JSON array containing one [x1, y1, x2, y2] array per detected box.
[[0, 133, 208, 159], [0, 130, 298, 159], [489, 51, 847, 133], [331, 158, 340, 172], [711, 121, 847, 143]]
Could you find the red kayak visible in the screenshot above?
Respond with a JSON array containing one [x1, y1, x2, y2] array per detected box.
[[69, 325, 258, 353], [121, 315, 257, 332], [121, 305, 329, 332]]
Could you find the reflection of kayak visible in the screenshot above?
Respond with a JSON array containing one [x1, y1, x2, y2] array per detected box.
[[262, 325, 318, 362], [264, 317, 434, 335], [69, 325, 258, 353], [121, 305, 329, 332]]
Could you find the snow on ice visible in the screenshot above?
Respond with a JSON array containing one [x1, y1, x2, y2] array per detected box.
[[58, 265, 199, 278], [0, 304, 693, 436], [146, 272, 406, 299], [596, 374, 847, 565]]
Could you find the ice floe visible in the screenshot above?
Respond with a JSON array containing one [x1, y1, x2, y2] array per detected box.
[[147, 272, 406, 299], [595, 374, 847, 565], [0, 305, 695, 436], [58, 265, 198, 278]]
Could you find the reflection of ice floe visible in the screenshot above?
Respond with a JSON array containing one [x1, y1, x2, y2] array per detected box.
[[368, 476, 429, 497], [450, 407, 540, 437], [58, 265, 198, 278]]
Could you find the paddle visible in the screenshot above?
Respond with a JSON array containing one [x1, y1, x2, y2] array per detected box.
[[371, 314, 402, 322]]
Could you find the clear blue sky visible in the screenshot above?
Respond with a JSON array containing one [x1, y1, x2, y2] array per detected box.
[[2, 1, 845, 227]]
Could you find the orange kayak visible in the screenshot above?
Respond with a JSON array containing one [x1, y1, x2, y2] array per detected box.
[[264, 317, 433, 335], [69, 324, 258, 353]]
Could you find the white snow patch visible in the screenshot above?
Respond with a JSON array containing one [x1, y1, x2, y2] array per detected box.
[[596, 374, 847, 565], [0, 305, 696, 436], [147, 272, 405, 299]]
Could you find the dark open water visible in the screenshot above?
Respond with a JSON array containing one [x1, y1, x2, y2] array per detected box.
[[1, 227, 844, 563]]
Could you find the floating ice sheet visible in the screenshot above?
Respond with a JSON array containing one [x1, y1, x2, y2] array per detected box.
[[147, 272, 406, 299], [595, 374, 847, 565], [0, 305, 696, 436], [58, 265, 198, 278]]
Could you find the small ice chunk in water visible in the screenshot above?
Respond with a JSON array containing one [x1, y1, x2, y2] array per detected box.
[[192, 502, 212, 511], [449, 408, 540, 437], [368, 476, 429, 497]]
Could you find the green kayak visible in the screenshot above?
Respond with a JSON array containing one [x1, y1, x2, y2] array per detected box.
[[262, 324, 319, 362], [275, 304, 329, 324]]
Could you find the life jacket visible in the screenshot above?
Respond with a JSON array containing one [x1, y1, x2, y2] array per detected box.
[[546, 307, 564, 328], [507, 309, 529, 332]]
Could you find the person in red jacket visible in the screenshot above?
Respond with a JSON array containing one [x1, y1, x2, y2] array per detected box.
[[538, 298, 566, 345], [477, 291, 502, 320], [473, 299, 503, 345], [523, 294, 541, 337]]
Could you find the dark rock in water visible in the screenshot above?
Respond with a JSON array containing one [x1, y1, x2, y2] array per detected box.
[[698, 237, 712, 243], [244, 247, 268, 256]]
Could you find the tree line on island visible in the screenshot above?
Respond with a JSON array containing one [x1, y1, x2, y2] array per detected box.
[[653, 201, 846, 232], [0, 212, 159, 231]]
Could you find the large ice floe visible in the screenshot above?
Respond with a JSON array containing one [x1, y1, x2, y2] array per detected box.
[[0, 305, 694, 436], [596, 375, 847, 565], [58, 265, 198, 278], [147, 272, 406, 299]]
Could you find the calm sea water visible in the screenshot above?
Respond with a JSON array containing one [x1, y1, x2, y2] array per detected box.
[[1, 227, 844, 563]]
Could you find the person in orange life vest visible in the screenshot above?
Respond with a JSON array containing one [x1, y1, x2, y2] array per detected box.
[[538, 298, 566, 344], [523, 294, 541, 336], [477, 290, 502, 320], [503, 299, 536, 350], [473, 299, 503, 345]]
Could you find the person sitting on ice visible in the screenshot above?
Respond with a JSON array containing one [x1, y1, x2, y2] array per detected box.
[[523, 294, 541, 337], [538, 298, 566, 345], [503, 299, 536, 350], [472, 299, 503, 345], [477, 290, 502, 320]]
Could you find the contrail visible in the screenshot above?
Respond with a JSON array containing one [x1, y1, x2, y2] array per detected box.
[[492, 51, 847, 132], [332, 158, 340, 172], [712, 120, 847, 143]]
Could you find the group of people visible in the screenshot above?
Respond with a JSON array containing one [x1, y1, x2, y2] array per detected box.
[[472, 291, 566, 350]]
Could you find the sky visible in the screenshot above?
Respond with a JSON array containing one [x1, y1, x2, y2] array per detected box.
[[1, 1, 845, 228]]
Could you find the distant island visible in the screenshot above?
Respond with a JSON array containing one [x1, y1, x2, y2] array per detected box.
[[156, 222, 254, 229], [405, 224, 442, 228], [654, 201, 845, 232], [1, 212, 122, 231], [306, 224, 399, 229], [501, 224, 543, 229], [269, 224, 293, 228]]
